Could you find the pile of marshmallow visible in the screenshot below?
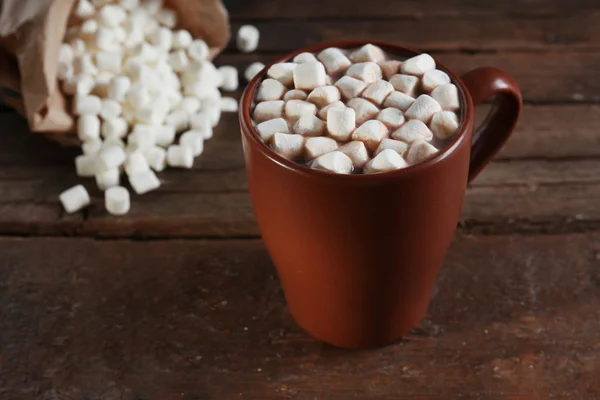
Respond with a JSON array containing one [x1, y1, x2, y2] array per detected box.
[[252, 44, 461, 174], [57, 0, 262, 216]]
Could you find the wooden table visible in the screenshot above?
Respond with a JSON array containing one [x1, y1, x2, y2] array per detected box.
[[2, 1, 599, 398]]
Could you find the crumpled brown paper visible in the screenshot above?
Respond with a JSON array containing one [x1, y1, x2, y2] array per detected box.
[[0, 0, 230, 146]]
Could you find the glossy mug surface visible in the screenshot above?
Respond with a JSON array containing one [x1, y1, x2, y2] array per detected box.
[[239, 41, 522, 348]]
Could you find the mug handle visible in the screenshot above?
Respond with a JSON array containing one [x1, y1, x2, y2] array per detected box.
[[461, 67, 523, 183]]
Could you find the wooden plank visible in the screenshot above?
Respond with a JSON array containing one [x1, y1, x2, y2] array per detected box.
[[1, 234, 599, 398], [226, 14, 600, 52]]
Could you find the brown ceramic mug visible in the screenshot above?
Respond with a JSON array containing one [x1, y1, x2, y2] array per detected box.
[[239, 41, 522, 348]]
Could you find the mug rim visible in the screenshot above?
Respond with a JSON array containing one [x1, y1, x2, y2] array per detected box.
[[239, 40, 475, 181]]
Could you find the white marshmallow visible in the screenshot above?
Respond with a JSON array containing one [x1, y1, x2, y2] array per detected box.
[[431, 83, 460, 111], [172, 30, 193, 49], [375, 138, 409, 156], [338, 141, 369, 168], [70, 38, 87, 57], [219, 66, 239, 91], [57, 61, 74, 81], [271, 132, 304, 159], [293, 114, 325, 137], [80, 19, 98, 36], [304, 137, 338, 160], [75, 154, 98, 177], [327, 107, 356, 141], [105, 186, 130, 216], [124, 151, 150, 176], [253, 100, 284, 123], [179, 97, 201, 115], [95, 168, 120, 191], [151, 27, 173, 51], [136, 106, 167, 126], [404, 94, 442, 123], [294, 52, 318, 64], [293, 62, 327, 90], [364, 149, 408, 174], [144, 146, 167, 171], [73, 94, 102, 116], [283, 90, 308, 101], [114, 27, 127, 44], [119, 0, 140, 10], [97, 145, 126, 170], [311, 151, 353, 174], [188, 40, 210, 62], [98, 5, 127, 27], [307, 85, 341, 108], [389, 74, 419, 96], [256, 79, 288, 101], [154, 125, 177, 147], [100, 99, 122, 119], [74, 54, 98, 76], [422, 69, 451, 93], [107, 75, 131, 102], [168, 50, 189, 72], [167, 145, 194, 168], [132, 43, 160, 63], [377, 107, 406, 128], [255, 118, 289, 142], [317, 100, 345, 120], [346, 62, 382, 84], [284, 100, 317, 122], [156, 8, 177, 28], [383, 91, 416, 111], [335, 76, 367, 100], [179, 130, 205, 156], [379, 60, 402, 80], [140, 0, 162, 14], [200, 104, 222, 127], [101, 117, 128, 139], [102, 137, 125, 150], [237, 25, 260, 53], [142, 18, 160, 37], [391, 120, 433, 143], [431, 111, 460, 140], [78, 115, 101, 141], [128, 128, 157, 151], [127, 83, 151, 108], [220, 97, 239, 112], [82, 138, 103, 156], [317, 48, 352, 75], [95, 28, 118, 52], [59, 185, 91, 214], [129, 170, 161, 194], [74, 0, 95, 19], [406, 139, 439, 165], [190, 114, 214, 139], [362, 79, 394, 106], [63, 74, 95, 96], [245, 62, 266, 82], [267, 63, 297, 87], [346, 98, 380, 125], [350, 44, 386, 63], [351, 120, 389, 151], [401, 53, 436, 77]]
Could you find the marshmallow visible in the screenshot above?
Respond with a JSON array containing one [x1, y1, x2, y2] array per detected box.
[[431, 111, 460, 140], [317, 48, 352, 75], [97, 145, 126, 170], [124, 151, 150, 176], [304, 137, 339, 160], [57, 62, 74, 81], [256, 118, 289, 142], [220, 97, 239, 112], [95, 168, 120, 191], [74, 0, 95, 19], [74, 54, 98, 76], [401, 53, 436, 77], [293, 62, 327, 90], [307, 85, 341, 108], [80, 19, 98, 36], [237, 25, 260, 53], [293, 114, 326, 137], [101, 117, 128, 139], [126, 83, 151, 108], [156, 8, 177, 28], [346, 98, 380, 125], [188, 40, 210, 62], [165, 110, 190, 132], [140, 0, 162, 14], [102, 137, 125, 150], [78, 115, 101, 141], [283, 90, 308, 101], [406, 139, 439, 165], [136, 106, 167, 126], [271, 132, 304, 159], [70, 38, 87, 57], [219, 66, 239, 91], [375, 138, 409, 156], [294, 52, 318, 64], [144, 146, 167, 171], [132, 43, 160, 63], [59, 185, 91, 214], [338, 141, 369, 168], [245, 62, 266, 82], [105, 186, 130, 216], [167, 145, 194, 168], [362, 80, 394, 106], [311, 151, 353, 174], [364, 149, 408, 174], [377, 107, 406, 128], [335, 76, 367, 100], [98, 5, 127, 27], [422, 69, 451, 93], [346, 62, 382, 84], [391, 120, 433, 143], [119, 0, 140, 10], [151, 27, 173, 51], [82, 138, 103, 156], [107, 75, 131, 102], [190, 114, 214, 139], [383, 91, 416, 111], [317, 100, 345, 120], [351, 120, 389, 151], [168, 50, 189, 72], [63, 74, 95, 96], [179, 130, 205, 156], [176, 97, 200, 116], [100, 99, 122, 119], [404, 94, 442, 123], [75, 154, 98, 177], [267, 63, 297, 87], [73, 94, 102, 116], [431, 83, 460, 111], [253, 100, 285, 123], [155, 125, 177, 147], [284, 100, 317, 121], [172, 30, 193, 49], [128, 128, 157, 152], [350, 44, 386, 63], [129, 170, 161, 194], [327, 107, 356, 141], [199, 104, 221, 128], [256, 78, 288, 102], [95, 28, 118, 52], [379, 60, 402, 80], [389, 74, 419, 96]]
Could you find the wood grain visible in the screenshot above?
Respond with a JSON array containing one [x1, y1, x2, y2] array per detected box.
[[1, 234, 599, 399]]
